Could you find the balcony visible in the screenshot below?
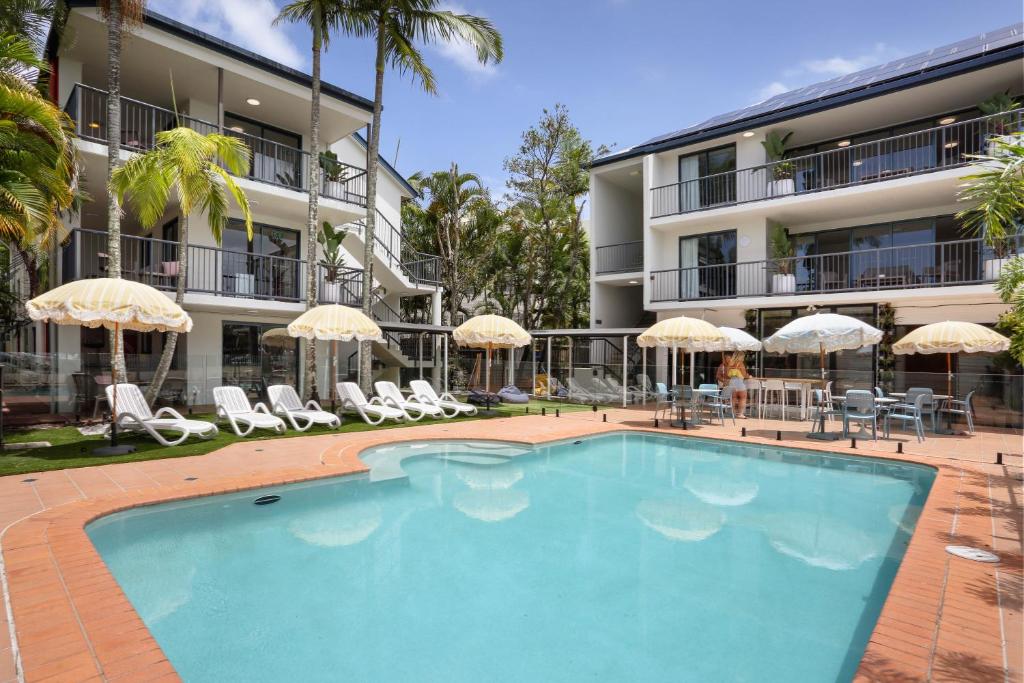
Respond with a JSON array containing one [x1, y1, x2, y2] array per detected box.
[[649, 236, 1021, 303], [65, 84, 367, 206], [650, 110, 1023, 218], [62, 228, 367, 306], [595, 240, 643, 274]]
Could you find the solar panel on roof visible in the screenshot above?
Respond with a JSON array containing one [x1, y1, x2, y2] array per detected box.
[[613, 23, 1023, 156]]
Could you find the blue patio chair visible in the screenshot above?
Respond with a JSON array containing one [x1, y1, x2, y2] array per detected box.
[[884, 393, 927, 443], [703, 386, 735, 425], [904, 387, 937, 431], [874, 387, 885, 398], [842, 390, 879, 440], [938, 390, 975, 434]]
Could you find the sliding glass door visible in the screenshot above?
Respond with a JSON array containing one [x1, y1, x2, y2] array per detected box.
[[678, 230, 737, 300], [678, 144, 736, 211]]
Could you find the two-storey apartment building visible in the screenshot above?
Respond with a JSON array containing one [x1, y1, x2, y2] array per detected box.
[[31, 4, 443, 409], [589, 24, 1023, 424]]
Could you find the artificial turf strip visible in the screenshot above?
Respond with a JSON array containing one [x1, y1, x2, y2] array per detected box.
[[0, 400, 592, 477]]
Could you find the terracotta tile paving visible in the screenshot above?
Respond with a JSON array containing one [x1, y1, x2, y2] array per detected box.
[[0, 412, 1019, 682]]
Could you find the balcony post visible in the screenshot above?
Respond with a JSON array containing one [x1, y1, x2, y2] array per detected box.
[[73, 229, 81, 281]]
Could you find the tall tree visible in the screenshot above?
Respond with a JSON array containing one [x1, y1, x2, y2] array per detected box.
[[353, 0, 502, 393], [0, 0, 56, 53], [111, 127, 253, 404], [406, 163, 495, 325], [275, 0, 358, 401], [0, 34, 76, 298], [504, 104, 600, 328], [100, 0, 144, 377]]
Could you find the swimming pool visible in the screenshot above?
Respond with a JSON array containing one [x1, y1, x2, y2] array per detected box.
[[87, 433, 934, 682]]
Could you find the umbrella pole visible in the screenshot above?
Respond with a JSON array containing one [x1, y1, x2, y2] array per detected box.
[[111, 322, 119, 447], [485, 344, 491, 393], [330, 340, 337, 413]]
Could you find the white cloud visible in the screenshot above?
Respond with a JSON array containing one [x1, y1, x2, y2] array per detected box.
[[150, 0, 305, 69], [430, 3, 499, 81], [754, 43, 902, 103]]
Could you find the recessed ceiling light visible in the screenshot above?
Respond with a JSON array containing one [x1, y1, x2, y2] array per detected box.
[[246, 309, 258, 314], [88, 121, 101, 129], [246, 98, 261, 106], [852, 160, 863, 167], [228, 125, 244, 133], [837, 140, 851, 148], [629, 170, 640, 176], [938, 116, 956, 125], [628, 280, 639, 285], [944, 141, 959, 149], [742, 131, 755, 138]]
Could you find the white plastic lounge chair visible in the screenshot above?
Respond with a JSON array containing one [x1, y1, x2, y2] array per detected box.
[[213, 386, 286, 436], [374, 381, 446, 420], [408, 380, 478, 417], [336, 382, 408, 425], [267, 384, 341, 432], [105, 383, 218, 446]]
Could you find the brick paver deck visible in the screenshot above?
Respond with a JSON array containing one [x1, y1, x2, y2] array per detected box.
[[0, 412, 1020, 682]]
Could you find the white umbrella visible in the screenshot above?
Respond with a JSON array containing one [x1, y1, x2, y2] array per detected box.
[[763, 313, 882, 381], [712, 327, 762, 352]]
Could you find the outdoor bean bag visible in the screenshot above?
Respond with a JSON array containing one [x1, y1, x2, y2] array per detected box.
[[467, 389, 502, 406], [497, 385, 529, 404]]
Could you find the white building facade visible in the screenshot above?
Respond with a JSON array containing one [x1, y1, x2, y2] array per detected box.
[[588, 24, 1023, 426], [25, 5, 443, 410]]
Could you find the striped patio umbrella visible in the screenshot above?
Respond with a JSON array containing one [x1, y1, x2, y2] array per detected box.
[[26, 278, 192, 453], [893, 321, 1010, 398], [453, 314, 532, 393]]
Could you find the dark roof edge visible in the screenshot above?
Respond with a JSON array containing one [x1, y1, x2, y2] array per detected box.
[[592, 43, 1024, 168], [51, 3, 374, 112], [352, 132, 420, 199]]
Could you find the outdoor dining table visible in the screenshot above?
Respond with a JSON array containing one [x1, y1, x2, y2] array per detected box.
[[670, 387, 718, 428], [753, 377, 820, 420], [828, 395, 900, 438]]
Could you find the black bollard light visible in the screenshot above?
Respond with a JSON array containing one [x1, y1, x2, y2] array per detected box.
[[541, 407, 546, 416], [741, 427, 747, 437], [555, 408, 560, 417], [775, 430, 782, 441], [654, 417, 659, 428], [996, 452, 1003, 465], [850, 438, 857, 449], [602, 414, 607, 423], [897, 442, 903, 454]]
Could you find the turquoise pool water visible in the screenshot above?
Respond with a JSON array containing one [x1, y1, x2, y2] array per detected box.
[[87, 433, 934, 682]]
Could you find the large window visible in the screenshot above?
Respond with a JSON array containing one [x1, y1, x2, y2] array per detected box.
[[679, 230, 737, 299], [678, 144, 736, 211], [790, 215, 979, 292], [222, 322, 298, 399], [223, 113, 303, 189], [222, 220, 302, 300]]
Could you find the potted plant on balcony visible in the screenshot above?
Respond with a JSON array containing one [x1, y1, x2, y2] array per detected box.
[[957, 137, 1023, 280], [761, 130, 795, 196], [769, 221, 796, 293], [319, 151, 347, 184], [979, 91, 1022, 146], [317, 221, 348, 303]]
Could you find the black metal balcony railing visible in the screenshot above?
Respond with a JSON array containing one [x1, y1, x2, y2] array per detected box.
[[649, 235, 1023, 303], [65, 83, 367, 206], [347, 209, 441, 286], [63, 228, 375, 308], [595, 240, 643, 274], [651, 110, 1024, 218]]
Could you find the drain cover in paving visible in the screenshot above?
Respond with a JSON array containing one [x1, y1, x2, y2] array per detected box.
[[945, 545, 999, 563]]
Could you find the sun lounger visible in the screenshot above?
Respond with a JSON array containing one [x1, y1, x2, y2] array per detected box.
[[267, 384, 341, 432], [213, 386, 286, 436], [336, 382, 408, 425], [408, 380, 478, 417], [374, 381, 446, 420], [105, 383, 218, 446]]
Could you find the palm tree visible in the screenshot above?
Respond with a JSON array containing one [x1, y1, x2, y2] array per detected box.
[[353, 0, 503, 392], [275, 0, 359, 401], [112, 127, 253, 404], [409, 163, 493, 325], [1, 33, 76, 306], [0, 0, 56, 53], [100, 0, 144, 378], [956, 138, 1024, 258]]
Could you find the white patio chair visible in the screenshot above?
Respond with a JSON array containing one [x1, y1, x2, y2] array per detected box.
[[374, 381, 446, 420], [336, 382, 408, 425], [267, 384, 341, 432], [408, 380, 478, 417], [105, 383, 218, 447], [566, 377, 598, 403], [213, 386, 286, 436]]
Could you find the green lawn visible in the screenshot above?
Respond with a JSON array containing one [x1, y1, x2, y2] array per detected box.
[[0, 399, 591, 477]]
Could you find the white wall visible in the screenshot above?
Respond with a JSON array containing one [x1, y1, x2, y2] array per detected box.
[[592, 284, 643, 328]]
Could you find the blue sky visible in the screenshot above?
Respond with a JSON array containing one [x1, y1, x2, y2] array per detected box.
[[153, 0, 1022, 196]]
